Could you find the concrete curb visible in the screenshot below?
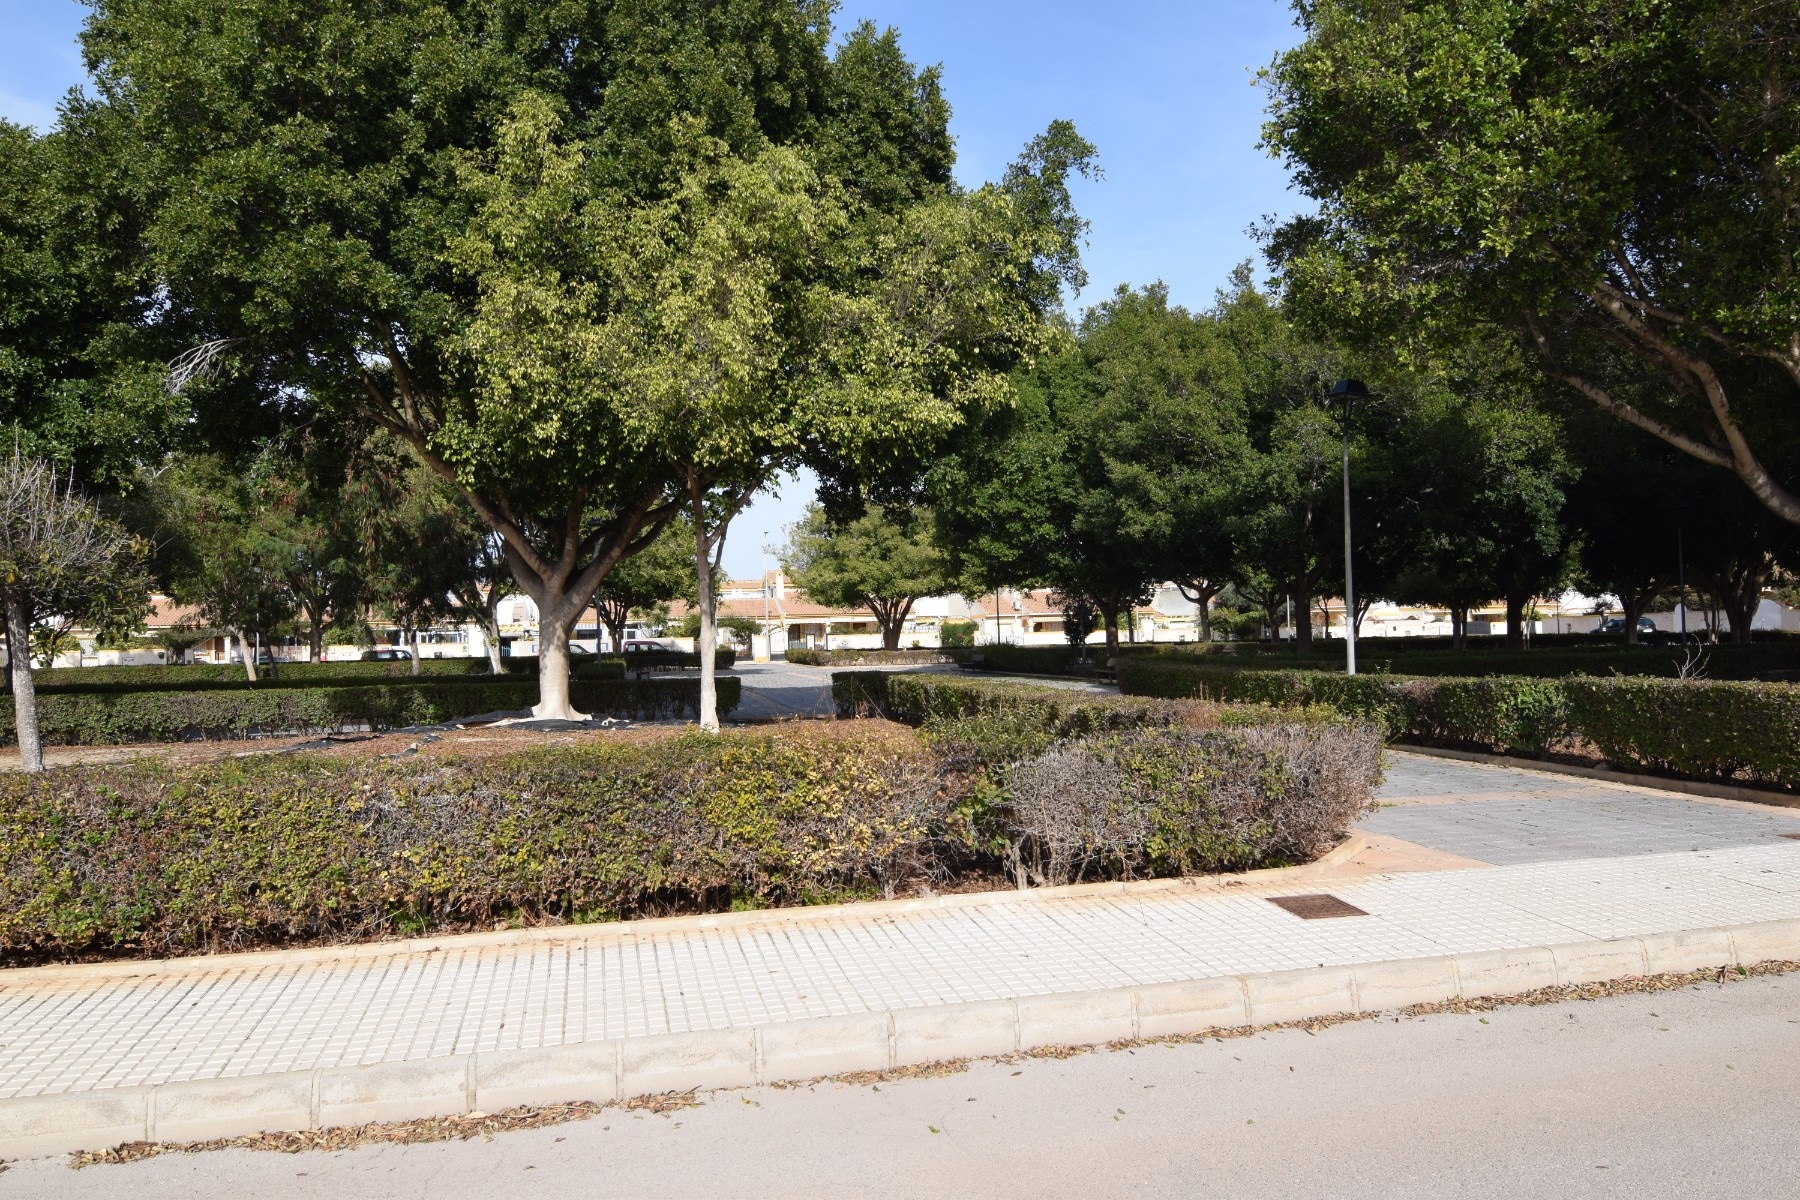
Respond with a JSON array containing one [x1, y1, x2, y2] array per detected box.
[[0, 836, 1370, 987], [1395, 745, 1800, 810], [6, 916, 1795, 1161]]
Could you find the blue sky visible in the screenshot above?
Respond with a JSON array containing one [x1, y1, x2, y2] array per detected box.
[[0, 0, 1310, 577]]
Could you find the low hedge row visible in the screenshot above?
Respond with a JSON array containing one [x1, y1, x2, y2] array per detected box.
[[0, 705, 1383, 961], [0, 726, 939, 961], [32, 658, 502, 693], [1, 677, 743, 746], [1140, 642, 1800, 682], [834, 670, 1188, 738], [784, 648, 964, 666], [1116, 658, 1800, 790]]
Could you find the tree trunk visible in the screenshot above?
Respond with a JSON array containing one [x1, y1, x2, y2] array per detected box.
[[1504, 593, 1528, 651], [1293, 577, 1314, 651], [1620, 586, 1659, 645], [408, 626, 421, 676], [1099, 601, 1121, 655], [307, 602, 326, 663], [1451, 607, 1467, 650], [6, 594, 44, 773], [233, 627, 258, 683], [690, 483, 720, 733], [873, 598, 912, 651], [481, 610, 504, 674], [531, 611, 588, 721]]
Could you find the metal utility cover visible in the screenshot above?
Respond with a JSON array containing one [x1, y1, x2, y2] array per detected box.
[[1267, 894, 1368, 920]]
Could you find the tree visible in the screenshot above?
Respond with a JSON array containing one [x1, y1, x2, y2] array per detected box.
[[1565, 426, 1691, 645], [783, 503, 952, 651], [86, 1, 1003, 723], [148, 457, 298, 682], [1354, 348, 1575, 650], [0, 116, 178, 488], [1263, 0, 1800, 527], [258, 434, 368, 663], [1204, 279, 1345, 651], [0, 453, 149, 771]]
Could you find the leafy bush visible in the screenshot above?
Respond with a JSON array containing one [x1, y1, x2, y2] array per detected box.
[[939, 619, 977, 648], [1118, 657, 1800, 789], [999, 724, 1383, 885], [0, 726, 942, 962], [0, 677, 743, 746], [1562, 678, 1800, 789]]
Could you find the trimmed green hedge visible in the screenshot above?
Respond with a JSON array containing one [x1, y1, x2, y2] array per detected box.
[[0, 727, 941, 961], [973, 645, 1104, 676], [835, 670, 1174, 731], [1137, 642, 1800, 682], [1, 677, 743, 746], [1116, 658, 1800, 790], [32, 658, 505, 694], [785, 648, 964, 666]]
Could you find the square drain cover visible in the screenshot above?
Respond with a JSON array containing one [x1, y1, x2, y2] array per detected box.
[[1267, 894, 1368, 920]]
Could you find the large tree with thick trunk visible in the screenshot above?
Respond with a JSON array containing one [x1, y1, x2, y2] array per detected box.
[[83, 0, 980, 720], [1263, 0, 1800, 528]]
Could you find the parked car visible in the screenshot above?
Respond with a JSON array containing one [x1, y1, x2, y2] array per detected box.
[[360, 647, 410, 661], [620, 638, 676, 654], [1593, 617, 1658, 638]]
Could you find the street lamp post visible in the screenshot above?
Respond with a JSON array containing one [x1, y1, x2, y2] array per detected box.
[[760, 533, 772, 663], [1330, 380, 1370, 676]]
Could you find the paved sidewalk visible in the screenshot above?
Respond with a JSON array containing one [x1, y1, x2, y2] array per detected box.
[[1366, 753, 1800, 864], [6, 752, 1800, 1156]]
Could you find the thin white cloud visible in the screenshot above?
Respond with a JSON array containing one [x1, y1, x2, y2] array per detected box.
[[0, 90, 59, 132]]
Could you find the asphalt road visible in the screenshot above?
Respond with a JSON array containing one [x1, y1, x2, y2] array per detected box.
[[9, 972, 1799, 1200]]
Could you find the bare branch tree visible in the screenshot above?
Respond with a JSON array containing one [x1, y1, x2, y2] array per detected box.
[[0, 451, 149, 771]]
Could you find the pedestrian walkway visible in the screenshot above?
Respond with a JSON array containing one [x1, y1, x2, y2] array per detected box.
[[1365, 753, 1800, 864], [5, 753, 1799, 1156]]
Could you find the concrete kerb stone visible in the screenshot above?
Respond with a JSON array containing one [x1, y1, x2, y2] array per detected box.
[[8, 917, 1800, 1161], [756, 1012, 892, 1082], [315, 1056, 469, 1130], [1726, 917, 1800, 966], [890, 998, 1019, 1066], [474, 1043, 621, 1113], [0, 1088, 150, 1161], [150, 1071, 314, 1145]]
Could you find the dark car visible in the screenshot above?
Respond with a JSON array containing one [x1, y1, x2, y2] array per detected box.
[[359, 647, 410, 661], [1593, 617, 1658, 638]]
